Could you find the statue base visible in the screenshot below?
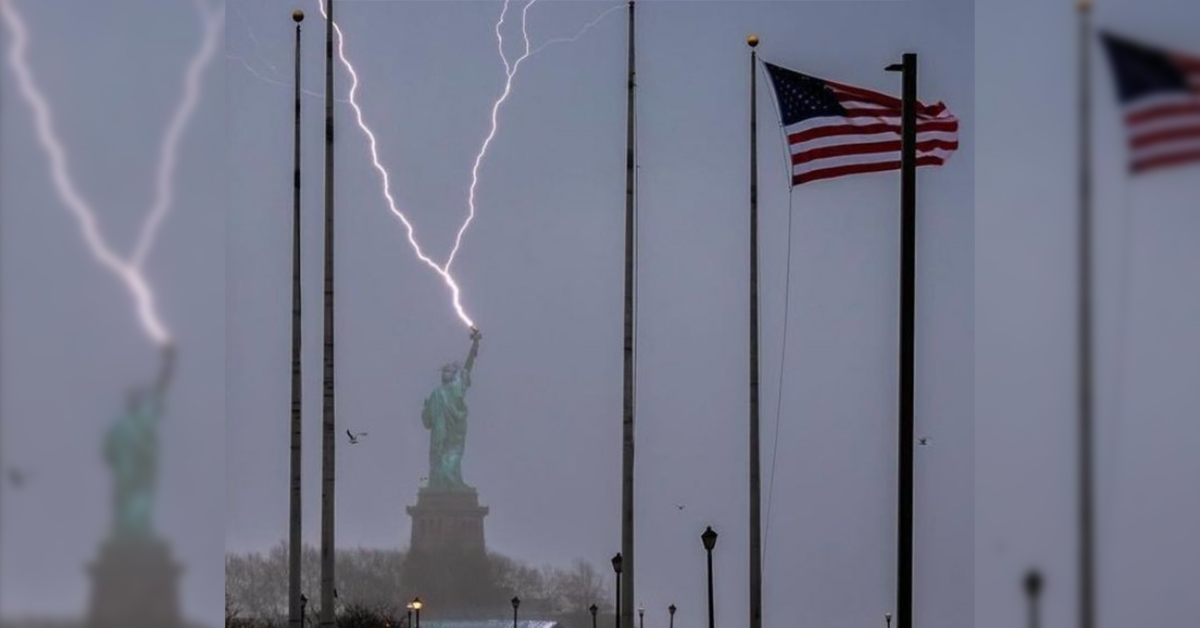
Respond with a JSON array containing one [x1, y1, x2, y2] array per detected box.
[[86, 537, 183, 628], [402, 488, 498, 616]]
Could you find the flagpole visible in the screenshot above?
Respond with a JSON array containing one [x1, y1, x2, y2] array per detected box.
[[746, 34, 764, 628], [620, 3, 637, 628], [1075, 2, 1096, 628], [319, 0, 337, 625], [886, 52, 918, 628], [289, 10, 305, 628]]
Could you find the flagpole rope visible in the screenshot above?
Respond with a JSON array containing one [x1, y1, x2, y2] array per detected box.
[[760, 53, 798, 566]]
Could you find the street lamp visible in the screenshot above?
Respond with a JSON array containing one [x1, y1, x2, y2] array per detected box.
[[406, 602, 414, 628], [668, 604, 676, 628], [638, 605, 644, 628], [512, 596, 521, 628], [885, 612, 892, 628], [1023, 569, 1043, 628], [701, 526, 717, 628], [590, 604, 599, 628], [412, 597, 423, 628], [612, 553, 624, 628]]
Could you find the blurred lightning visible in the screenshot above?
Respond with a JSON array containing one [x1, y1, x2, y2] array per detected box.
[[0, 0, 224, 346], [319, 0, 621, 327]]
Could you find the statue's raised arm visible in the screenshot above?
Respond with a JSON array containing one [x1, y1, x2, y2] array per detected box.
[[153, 343, 176, 407], [463, 327, 482, 383]]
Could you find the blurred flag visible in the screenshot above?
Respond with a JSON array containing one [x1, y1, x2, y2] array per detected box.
[[1100, 31, 1200, 174], [762, 61, 959, 185]]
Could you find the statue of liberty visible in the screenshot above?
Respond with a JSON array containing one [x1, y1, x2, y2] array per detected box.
[[421, 327, 481, 492], [104, 345, 175, 542]]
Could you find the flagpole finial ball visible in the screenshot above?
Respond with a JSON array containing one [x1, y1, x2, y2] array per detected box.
[[747, 34, 759, 47], [293, 9, 305, 22]]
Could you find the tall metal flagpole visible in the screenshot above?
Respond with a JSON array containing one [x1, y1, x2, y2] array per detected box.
[[289, 11, 305, 628], [620, 3, 637, 628], [319, 0, 337, 625], [1075, 2, 1096, 628], [886, 52, 918, 628], [746, 34, 763, 628]]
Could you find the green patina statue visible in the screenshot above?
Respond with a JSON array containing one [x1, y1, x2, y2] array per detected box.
[[104, 345, 174, 542], [422, 327, 482, 492]]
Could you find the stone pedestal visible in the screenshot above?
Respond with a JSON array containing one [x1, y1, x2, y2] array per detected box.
[[402, 489, 498, 616], [86, 538, 183, 628]]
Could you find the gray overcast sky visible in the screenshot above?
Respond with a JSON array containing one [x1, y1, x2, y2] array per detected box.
[[976, 0, 1199, 626], [227, 2, 972, 628]]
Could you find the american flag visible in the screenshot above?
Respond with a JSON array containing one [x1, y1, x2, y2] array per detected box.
[[762, 62, 959, 186], [1100, 32, 1200, 174]]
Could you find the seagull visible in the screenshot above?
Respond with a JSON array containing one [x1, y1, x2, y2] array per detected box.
[[346, 430, 367, 444], [675, 504, 686, 511], [6, 468, 26, 488]]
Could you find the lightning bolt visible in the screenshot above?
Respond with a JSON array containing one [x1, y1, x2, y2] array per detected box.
[[449, 0, 624, 270], [319, 0, 621, 328], [0, 0, 223, 346], [319, 0, 476, 328]]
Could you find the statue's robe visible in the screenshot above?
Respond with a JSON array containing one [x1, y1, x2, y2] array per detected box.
[[422, 369, 471, 490], [104, 399, 160, 540]]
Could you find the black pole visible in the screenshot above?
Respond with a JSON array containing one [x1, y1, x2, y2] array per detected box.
[[1075, 4, 1095, 628], [591, 605, 599, 628], [668, 604, 676, 628], [705, 547, 715, 628], [620, 4, 637, 628], [615, 562, 623, 628], [319, 0, 337, 626], [288, 10, 305, 628], [885, 51, 917, 628], [638, 607, 644, 628], [1024, 570, 1043, 628], [746, 35, 763, 628]]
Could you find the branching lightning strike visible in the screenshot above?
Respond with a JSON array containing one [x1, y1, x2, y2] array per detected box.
[[0, 0, 223, 346], [318, 0, 621, 328]]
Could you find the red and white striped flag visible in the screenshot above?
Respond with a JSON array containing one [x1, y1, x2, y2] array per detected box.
[[763, 61, 959, 185], [1100, 31, 1200, 174]]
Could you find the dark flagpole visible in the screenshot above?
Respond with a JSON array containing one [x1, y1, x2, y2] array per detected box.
[[620, 3, 637, 628], [289, 10, 305, 628], [746, 34, 763, 628], [319, 0, 336, 626], [886, 52, 917, 628], [1075, 2, 1095, 628]]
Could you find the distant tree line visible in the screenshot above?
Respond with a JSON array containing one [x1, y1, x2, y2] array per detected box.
[[225, 542, 611, 624]]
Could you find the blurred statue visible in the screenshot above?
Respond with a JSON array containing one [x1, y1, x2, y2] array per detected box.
[[421, 327, 481, 492], [104, 344, 175, 542]]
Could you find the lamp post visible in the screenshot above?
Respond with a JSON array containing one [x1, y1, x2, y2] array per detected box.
[[512, 597, 521, 628], [590, 604, 599, 628], [701, 527, 717, 628], [638, 605, 644, 628], [412, 597, 423, 628], [885, 612, 892, 628], [406, 602, 414, 628], [1024, 570, 1043, 628], [612, 553, 624, 628], [668, 604, 676, 628]]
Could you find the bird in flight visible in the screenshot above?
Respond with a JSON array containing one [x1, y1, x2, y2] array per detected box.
[[6, 468, 27, 488], [918, 437, 930, 446], [674, 504, 686, 511], [346, 430, 367, 444]]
